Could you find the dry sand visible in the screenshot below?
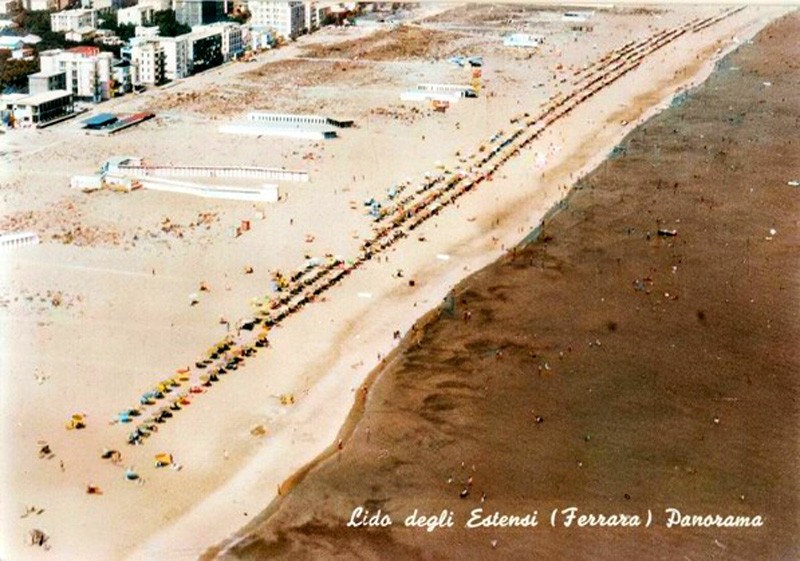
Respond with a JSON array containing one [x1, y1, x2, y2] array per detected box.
[[0, 4, 793, 560], [209, 11, 800, 561]]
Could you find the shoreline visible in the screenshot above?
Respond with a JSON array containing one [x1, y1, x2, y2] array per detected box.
[[198, 8, 793, 560], [204, 303, 444, 560], [208, 10, 799, 559]]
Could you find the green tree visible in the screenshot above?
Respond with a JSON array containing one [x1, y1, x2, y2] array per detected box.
[[0, 52, 39, 93], [152, 9, 191, 38], [15, 10, 52, 34], [98, 10, 118, 30], [97, 11, 135, 41], [117, 23, 136, 41]]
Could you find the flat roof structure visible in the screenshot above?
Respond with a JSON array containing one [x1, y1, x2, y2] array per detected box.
[[221, 123, 338, 140], [416, 83, 477, 97], [28, 69, 65, 78], [17, 90, 73, 106], [0, 93, 28, 103], [247, 112, 354, 128], [0, 36, 24, 49], [83, 113, 118, 129]]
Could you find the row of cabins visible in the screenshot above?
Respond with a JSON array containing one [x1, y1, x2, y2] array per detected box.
[[220, 112, 354, 140], [246, 112, 354, 128], [400, 83, 478, 103], [0, 232, 40, 248]]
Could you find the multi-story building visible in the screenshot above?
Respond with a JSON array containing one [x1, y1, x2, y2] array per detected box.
[[248, 0, 304, 39], [27, 70, 67, 94], [249, 26, 274, 50], [158, 34, 190, 80], [186, 26, 223, 73], [39, 47, 112, 103], [128, 39, 165, 85], [138, 0, 170, 10], [112, 59, 139, 94], [303, 0, 316, 32], [24, 0, 69, 12], [174, 0, 225, 27], [92, 0, 124, 9], [204, 21, 243, 61], [118, 5, 155, 27], [50, 9, 97, 33]]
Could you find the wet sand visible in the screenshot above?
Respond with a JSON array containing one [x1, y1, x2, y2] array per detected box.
[[210, 12, 800, 561]]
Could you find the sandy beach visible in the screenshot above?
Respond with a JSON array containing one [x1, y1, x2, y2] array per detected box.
[[208, 11, 800, 561], [0, 4, 794, 560]]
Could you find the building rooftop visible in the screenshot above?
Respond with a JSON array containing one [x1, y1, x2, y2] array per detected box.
[[0, 93, 29, 103], [157, 34, 190, 43], [188, 26, 223, 39], [54, 8, 95, 15], [67, 45, 100, 56], [0, 36, 24, 48], [29, 69, 66, 78], [20, 90, 73, 106], [83, 112, 118, 128]]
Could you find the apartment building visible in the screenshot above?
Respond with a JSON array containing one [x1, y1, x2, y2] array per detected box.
[[158, 35, 190, 80], [39, 47, 112, 102], [129, 39, 165, 85], [50, 8, 97, 33], [248, 0, 304, 39], [118, 5, 155, 27]]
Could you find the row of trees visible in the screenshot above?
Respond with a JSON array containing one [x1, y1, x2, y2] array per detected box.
[[97, 9, 192, 39]]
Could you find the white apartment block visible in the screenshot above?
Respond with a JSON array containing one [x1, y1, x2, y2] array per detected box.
[[137, 0, 171, 10], [158, 35, 190, 80], [303, 0, 318, 31], [92, 0, 124, 9], [118, 5, 155, 27], [39, 48, 112, 102], [50, 9, 97, 33], [129, 40, 165, 85], [248, 0, 304, 39], [204, 21, 243, 61], [24, 0, 68, 11]]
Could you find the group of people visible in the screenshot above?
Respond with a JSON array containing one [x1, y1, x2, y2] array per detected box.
[[109, 12, 737, 453]]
